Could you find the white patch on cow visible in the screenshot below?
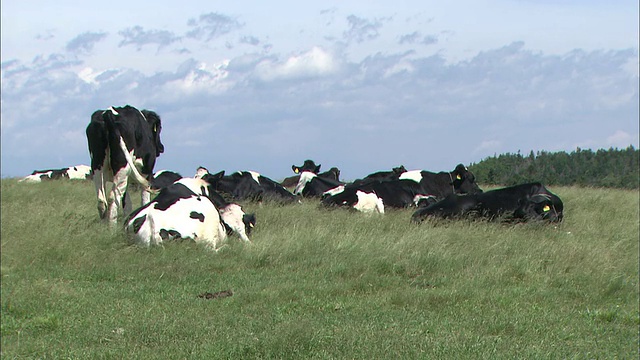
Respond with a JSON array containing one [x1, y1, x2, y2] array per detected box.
[[219, 203, 251, 243], [247, 171, 261, 184], [175, 177, 211, 198], [353, 191, 385, 214], [19, 171, 52, 182], [399, 170, 423, 183], [108, 106, 119, 115], [293, 171, 317, 195], [66, 165, 91, 180], [194, 167, 210, 179], [322, 185, 345, 197], [126, 196, 227, 250], [413, 194, 436, 207]]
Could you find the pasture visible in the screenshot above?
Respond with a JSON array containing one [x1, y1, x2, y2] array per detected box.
[[1, 179, 638, 358]]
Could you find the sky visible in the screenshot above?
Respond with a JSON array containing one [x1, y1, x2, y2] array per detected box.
[[1, 0, 638, 181]]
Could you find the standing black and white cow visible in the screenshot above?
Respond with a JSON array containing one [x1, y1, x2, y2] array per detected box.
[[125, 173, 256, 249], [86, 105, 164, 224], [19, 165, 92, 182], [411, 182, 563, 223], [197, 168, 296, 203]]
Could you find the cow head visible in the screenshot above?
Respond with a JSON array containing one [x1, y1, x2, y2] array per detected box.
[[141, 110, 164, 156], [450, 164, 482, 195], [243, 213, 257, 235], [292, 159, 321, 174], [392, 165, 407, 175], [515, 194, 563, 222]]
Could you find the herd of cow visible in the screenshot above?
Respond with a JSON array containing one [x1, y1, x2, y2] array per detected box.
[[20, 105, 564, 251]]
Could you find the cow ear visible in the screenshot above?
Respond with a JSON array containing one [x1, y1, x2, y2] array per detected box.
[[292, 165, 300, 174]]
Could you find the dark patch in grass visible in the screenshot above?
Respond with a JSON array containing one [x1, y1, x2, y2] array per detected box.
[[198, 290, 234, 300]]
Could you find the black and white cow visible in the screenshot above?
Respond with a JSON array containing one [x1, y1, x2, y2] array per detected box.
[[86, 105, 164, 224], [197, 167, 296, 203], [125, 174, 255, 249], [293, 170, 345, 197], [281, 159, 326, 188], [411, 182, 563, 223], [148, 170, 256, 240], [19, 165, 92, 182], [322, 164, 481, 211]]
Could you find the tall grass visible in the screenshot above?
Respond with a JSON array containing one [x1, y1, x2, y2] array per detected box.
[[1, 179, 638, 359]]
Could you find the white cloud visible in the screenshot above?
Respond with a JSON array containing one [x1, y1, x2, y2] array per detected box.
[[606, 130, 635, 148], [254, 47, 338, 81]]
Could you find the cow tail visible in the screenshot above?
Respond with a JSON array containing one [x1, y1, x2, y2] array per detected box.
[[102, 108, 152, 190]]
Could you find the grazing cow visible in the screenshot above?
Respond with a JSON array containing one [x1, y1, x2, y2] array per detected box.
[[125, 174, 255, 249], [411, 182, 563, 223], [86, 105, 164, 224], [19, 165, 92, 182], [197, 168, 296, 203], [322, 164, 481, 210], [293, 170, 345, 197]]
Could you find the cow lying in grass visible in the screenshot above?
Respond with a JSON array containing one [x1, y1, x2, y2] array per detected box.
[[125, 173, 255, 250], [19, 165, 92, 182], [411, 182, 563, 223]]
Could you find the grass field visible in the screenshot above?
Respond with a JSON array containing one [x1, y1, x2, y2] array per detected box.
[[1, 179, 638, 359]]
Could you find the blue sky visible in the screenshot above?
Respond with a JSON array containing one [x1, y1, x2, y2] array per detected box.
[[1, 1, 638, 181]]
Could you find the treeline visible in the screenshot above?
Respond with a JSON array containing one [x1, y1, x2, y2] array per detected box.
[[468, 146, 639, 189]]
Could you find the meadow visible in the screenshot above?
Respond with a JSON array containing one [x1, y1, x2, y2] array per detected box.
[[1, 179, 638, 359]]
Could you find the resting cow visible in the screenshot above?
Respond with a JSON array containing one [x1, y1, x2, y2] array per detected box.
[[125, 174, 255, 249], [322, 164, 481, 210], [293, 170, 345, 197], [197, 168, 296, 203], [86, 105, 164, 224], [19, 165, 92, 182], [411, 182, 563, 223]]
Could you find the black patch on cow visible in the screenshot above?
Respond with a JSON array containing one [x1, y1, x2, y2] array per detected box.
[[131, 214, 147, 234], [190, 211, 205, 222], [160, 229, 182, 240]]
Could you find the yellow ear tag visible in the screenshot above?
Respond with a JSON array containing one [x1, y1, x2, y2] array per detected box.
[[456, 175, 462, 180], [543, 205, 550, 212], [294, 168, 299, 174]]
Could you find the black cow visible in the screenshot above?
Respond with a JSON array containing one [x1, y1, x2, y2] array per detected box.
[[86, 105, 164, 224], [411, 182, 563, 223], [150, 170, 183, 190], [352, 165, 407, 185], [293, 171, 345, 198], [198, 168, 296, 203], [322, 164, 481, 210]]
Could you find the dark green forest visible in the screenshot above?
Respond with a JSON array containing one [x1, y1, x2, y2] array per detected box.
[[468, 146, 639, 189]]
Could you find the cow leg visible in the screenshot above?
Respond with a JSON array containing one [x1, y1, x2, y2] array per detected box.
[[141, 187, 151, 207], [93, 169, 108, 220], [122, 191, 132, 218], [108, 169, 129, 224]]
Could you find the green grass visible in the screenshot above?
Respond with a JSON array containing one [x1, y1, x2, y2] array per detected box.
[[1, 179, 638, 359]]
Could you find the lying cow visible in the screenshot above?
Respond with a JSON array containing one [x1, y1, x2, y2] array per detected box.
[[293, 170, 345, 197], [322, 164, 481, 210], [19, 165, 92, 182], [197, 167, 296, 203], [411, 182, 563, 223], [149, 170, 256, 241], [125, 174, 255, 249], [281, 159, 330, 188], [351, 165, 407, 186]]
